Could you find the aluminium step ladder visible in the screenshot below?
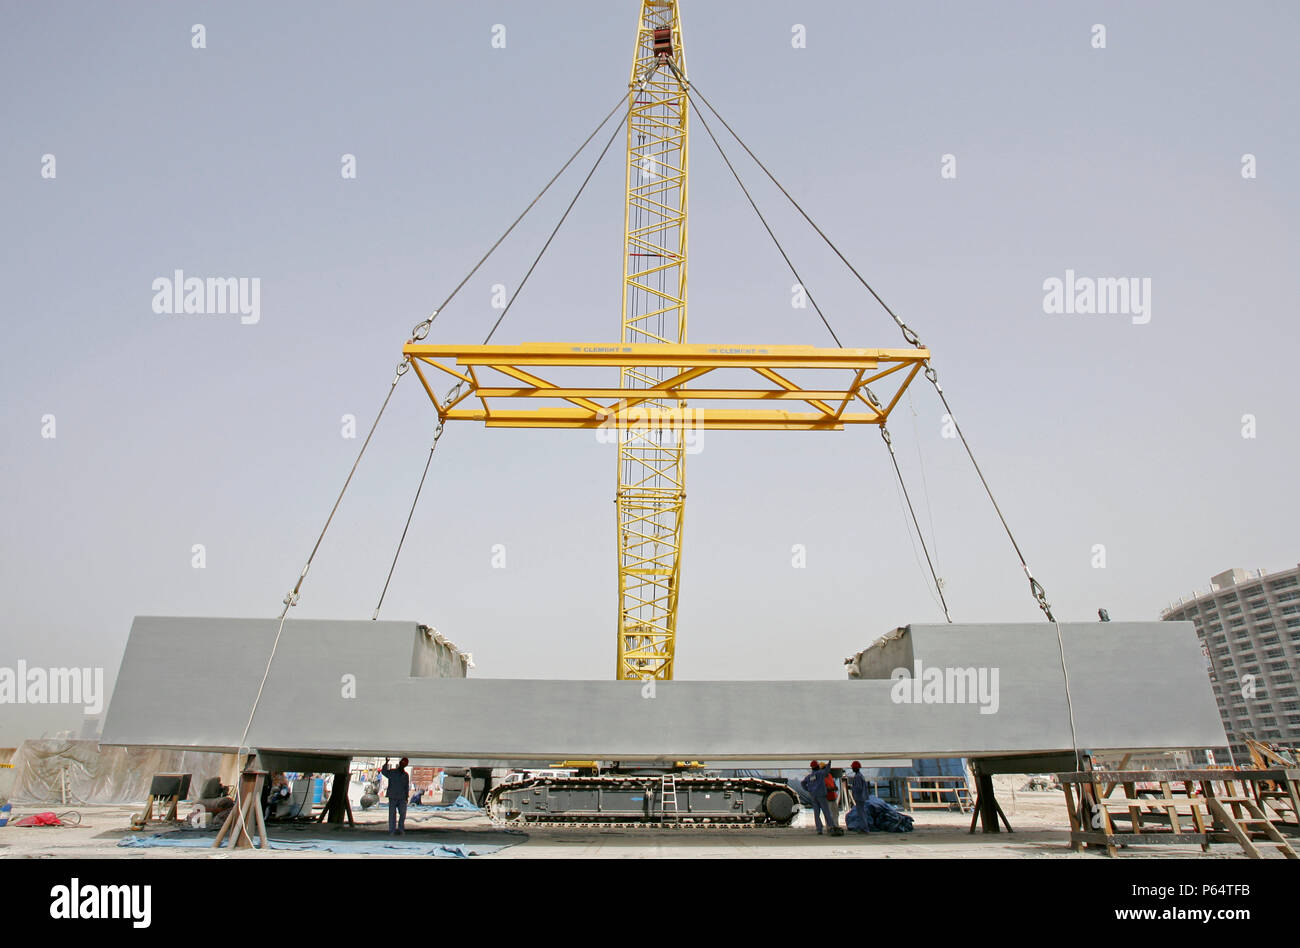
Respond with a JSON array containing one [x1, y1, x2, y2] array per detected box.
[[659, 774, 679, 824]]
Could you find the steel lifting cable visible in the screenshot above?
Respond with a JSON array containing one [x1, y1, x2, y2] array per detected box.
[[688, 77, 1056, 624], [684, 75, 948, 616], [230, 93, 634, 780], [686, 80, 923, 347], [1054, 616, 1085, 776], [878, 414, 951, 623], [480, 111, 629, 348], [890, 465, 946, 616], [927, 371, 1054, 621], [232, 364, 406, 772], [372, 110, 631, 620], [906, 389, 942, 573], [685, 93, 843, 348], [410, 91, 633, 346], [370, 413, 449, 622]]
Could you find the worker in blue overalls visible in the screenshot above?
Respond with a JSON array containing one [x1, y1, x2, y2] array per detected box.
[[849, 760, 871, 833], [381, 758, 411, 835], [801, 760, 843, 836]]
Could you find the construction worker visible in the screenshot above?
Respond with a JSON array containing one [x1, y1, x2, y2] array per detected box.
[[381, 758, 411, 835], [801, 760, 843, 836], [825, 768, 842, 829], [849, 761, 870, 833], [262, 772, 291, 822]]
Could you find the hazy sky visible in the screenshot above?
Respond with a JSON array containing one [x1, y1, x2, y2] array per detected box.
[[2, 1, 1297, 741]]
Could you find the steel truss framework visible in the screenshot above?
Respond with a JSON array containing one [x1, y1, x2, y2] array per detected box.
[[404, 342, 930, 431]]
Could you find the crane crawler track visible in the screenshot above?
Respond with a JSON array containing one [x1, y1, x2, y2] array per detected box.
[[486, 773, 799, 828]]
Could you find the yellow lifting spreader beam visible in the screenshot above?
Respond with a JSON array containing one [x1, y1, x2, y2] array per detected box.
[[407, 1, 928, 681], [403, 342, 929, 431]]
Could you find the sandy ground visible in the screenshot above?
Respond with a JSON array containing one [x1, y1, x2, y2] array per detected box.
[[0, 786, 1252, 859]]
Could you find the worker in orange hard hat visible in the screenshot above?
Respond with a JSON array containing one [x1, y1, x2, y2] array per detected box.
[[800, 760, 842, 836]]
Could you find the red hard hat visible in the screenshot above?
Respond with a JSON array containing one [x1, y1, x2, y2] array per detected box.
[[851, 761, 862, 770], [809, 760, 819, 769]]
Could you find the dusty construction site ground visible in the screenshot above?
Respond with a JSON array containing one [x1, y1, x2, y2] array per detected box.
[[0, 785, 1253, 859]]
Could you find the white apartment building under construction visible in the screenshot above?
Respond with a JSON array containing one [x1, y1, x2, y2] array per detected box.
[[1162, 564, 1300, 762]]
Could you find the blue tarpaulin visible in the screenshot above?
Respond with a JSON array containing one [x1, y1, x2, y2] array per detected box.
[[845, 795, 915, 833], [117, 825, 522, 857]]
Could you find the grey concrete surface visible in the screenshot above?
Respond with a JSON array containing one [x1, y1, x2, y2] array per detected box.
[[0, 797, 1254, 860], [102, 617, 1225, 761]]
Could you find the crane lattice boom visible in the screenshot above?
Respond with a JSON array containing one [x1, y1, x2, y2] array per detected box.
[[617, 0, 689, 681]]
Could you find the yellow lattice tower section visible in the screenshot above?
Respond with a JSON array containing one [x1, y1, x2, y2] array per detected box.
[[617, 0, 688, 681]]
